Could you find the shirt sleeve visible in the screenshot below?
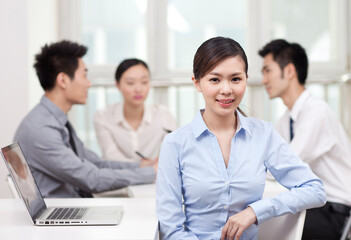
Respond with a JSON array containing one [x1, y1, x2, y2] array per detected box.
[[156, 135, 199, 239], [249, 126, 326, 224], [93, 110, 136, 162], [24, 123, 155, 193]]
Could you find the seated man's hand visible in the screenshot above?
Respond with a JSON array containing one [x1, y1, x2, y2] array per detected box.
[[140, 157, 158, 167]]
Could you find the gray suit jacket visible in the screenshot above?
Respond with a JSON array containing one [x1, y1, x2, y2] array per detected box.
[[14, 96, 155, 198]]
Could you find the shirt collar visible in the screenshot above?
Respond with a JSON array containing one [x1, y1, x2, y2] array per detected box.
[[236, 110, 252, 136], [192, 109, 251, 139], [114, 103, 152, 126], [192, 110, 209, 138], [142, 105, 152, 125], [40, 95, 68, 126], [290, 89, 312, 121], [114, 103, 125, 124]]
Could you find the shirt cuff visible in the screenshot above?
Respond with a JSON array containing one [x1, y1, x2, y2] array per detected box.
[[249, 198, 274, 225]]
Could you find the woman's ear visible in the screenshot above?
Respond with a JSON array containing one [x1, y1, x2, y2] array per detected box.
[[192, 76, 202, 93]]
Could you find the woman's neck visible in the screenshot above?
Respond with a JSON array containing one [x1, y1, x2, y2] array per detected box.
[[123, 103, 144, 130], [202, 109, 237, 134]]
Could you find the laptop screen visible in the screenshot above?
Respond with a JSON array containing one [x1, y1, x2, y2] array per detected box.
[[1, 142, 47, 222]]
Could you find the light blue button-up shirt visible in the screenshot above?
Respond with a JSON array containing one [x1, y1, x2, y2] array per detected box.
[[156, 110, 326, 240]]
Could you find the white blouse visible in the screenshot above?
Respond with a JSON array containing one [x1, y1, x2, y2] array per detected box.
[[93, 103, 177, 162]]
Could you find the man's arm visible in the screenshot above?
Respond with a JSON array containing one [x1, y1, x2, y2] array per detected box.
[[18, 124, 155, 194]]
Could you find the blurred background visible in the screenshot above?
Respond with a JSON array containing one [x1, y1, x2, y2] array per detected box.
[[0, 0, 351, 197]]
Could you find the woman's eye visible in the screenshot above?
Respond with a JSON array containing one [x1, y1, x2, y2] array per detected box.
[[210, 78, 219, 82], [232, 77, 241, 82]]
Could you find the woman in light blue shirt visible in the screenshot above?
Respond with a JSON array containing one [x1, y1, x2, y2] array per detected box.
[[156, 37, 326, 240]]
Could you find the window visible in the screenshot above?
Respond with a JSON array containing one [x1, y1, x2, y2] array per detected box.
[[60, 0, 351, 152], [81, 0, 148, 65], [167, 0, 246, 71], [268, 0, 346, 73]]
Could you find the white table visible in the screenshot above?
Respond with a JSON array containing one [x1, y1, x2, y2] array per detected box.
[[94, 183, 156, 198], [127, 183, 156, 198], [0, 198, 158, 240]]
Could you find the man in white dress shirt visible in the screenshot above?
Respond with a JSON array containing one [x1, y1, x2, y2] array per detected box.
[[258, 39, 351, 240]]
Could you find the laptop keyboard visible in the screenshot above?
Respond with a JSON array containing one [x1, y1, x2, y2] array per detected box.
[[46, 208, 87, 220]]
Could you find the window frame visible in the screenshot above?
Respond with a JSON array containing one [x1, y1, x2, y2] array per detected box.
[[59, 0, 350, 84]]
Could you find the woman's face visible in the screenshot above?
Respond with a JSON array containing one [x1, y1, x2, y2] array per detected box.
[[117, 64, 150, 107], [193, 56, 247, 118]]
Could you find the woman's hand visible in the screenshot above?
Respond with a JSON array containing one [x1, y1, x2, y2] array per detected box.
[[140, 157, 158, 172], [220, 207, 257, 240]]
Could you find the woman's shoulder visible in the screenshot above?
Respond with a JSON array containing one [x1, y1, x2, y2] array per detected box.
[[94, 103, 122, 120], [147, 104, 173, 115], [147, 104, 177, 127], [163, 122, 192, 143], [240, 115, 273, 132]]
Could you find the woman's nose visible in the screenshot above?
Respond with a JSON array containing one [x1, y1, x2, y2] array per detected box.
[[220, 81, 231, 94]]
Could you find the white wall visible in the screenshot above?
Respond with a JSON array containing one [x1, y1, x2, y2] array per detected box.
[[0, 0, 29, 198], [0, 0, 58, 198]]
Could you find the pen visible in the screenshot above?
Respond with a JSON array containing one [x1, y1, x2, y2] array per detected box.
[[135, 151, 147, 159], [163, 128, 172, 133]]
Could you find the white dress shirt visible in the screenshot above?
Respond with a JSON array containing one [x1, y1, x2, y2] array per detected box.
[[94, 103, 177, 162], [276, 90, 351, 206]]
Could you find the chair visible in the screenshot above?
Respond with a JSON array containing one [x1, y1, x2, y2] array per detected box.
[[258, 210, 306, 240], [340, 210, 351, 240], [6, 175, 20, 199], [154, 221, 160, 240]]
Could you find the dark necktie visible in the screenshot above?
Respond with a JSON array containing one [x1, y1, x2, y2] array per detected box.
[[65, 122, 77, 154], [65, 121, 93, 198], [289, 117, 294, 141]]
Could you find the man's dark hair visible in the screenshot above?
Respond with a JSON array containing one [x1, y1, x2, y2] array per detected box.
[[258, 39, 308, 85], [33, 40, 88, 91]]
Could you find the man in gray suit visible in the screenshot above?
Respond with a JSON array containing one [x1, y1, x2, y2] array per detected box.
[[14, 40, 157, 198]]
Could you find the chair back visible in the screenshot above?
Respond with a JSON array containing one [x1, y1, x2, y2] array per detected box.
[[258, 210, 306, 240]]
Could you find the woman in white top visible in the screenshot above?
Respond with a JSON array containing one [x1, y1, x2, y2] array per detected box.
[[94, 58, 177, 162]]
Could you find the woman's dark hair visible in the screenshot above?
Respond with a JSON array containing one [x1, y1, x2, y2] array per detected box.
[[193, 37, 248, 116], [115, 58, 149, 84], [33, 40, 87, 91], [193, 36, 248, 80]]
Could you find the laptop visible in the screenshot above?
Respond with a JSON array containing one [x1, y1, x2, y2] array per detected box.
[[1, 142, 123, 226]]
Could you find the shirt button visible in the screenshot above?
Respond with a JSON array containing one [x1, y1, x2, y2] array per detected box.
[[225, 181, 229, 186], [224, 205, 228, 210]]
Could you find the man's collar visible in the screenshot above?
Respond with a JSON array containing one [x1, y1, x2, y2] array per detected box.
[[290, 89, 311, 120], [40, 95, 68, 126]]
